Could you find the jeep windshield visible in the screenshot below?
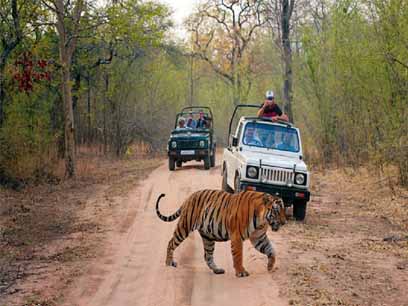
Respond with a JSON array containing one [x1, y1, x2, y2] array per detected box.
[[242, 122, 300, 153]]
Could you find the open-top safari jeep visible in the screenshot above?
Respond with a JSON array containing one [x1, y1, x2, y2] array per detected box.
[[221, 104, 311, 220], [167, 106, 216, 171]]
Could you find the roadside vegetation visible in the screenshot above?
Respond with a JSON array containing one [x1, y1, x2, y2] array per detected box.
[[0, 0, 407, 305], [0, 146, 161, 305], [0, 0, 406, 186]]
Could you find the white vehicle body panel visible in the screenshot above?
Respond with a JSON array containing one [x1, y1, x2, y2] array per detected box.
[[222, 118, 310, 192]]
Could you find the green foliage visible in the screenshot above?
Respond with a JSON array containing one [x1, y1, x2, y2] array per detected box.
[[0, 0, 406, 186], [0, 88, 58, 179], [106, 0, 171, 49], [291, 0, 407, 184]]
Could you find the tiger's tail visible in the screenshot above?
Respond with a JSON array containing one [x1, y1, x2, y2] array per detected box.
[[156, 193, 182, 222]]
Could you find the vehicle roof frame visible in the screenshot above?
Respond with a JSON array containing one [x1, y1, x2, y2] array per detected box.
[[174, 106, 214, 130], [227, 104, 294, 141]]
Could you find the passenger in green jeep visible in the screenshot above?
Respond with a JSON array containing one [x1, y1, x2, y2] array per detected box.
[[186, 112, 197, 129], [177, 117, 186, 129], [196, 111, 207, 129]]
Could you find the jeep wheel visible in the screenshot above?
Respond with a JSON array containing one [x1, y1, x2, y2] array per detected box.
[[293, 200, 307, 221], [168, 158, 175, 171], [222, 167, 233, 193], [210, 150, 216, 167], [234, 174, 241, 193], [204, 155, 210, 170], [176, 160, 182, 168]]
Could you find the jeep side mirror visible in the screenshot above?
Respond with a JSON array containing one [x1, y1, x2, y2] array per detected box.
[[228, 135, 239, 147], [232, 136, 238, 147]]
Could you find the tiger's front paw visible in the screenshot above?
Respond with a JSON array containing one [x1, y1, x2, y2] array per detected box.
[[267, 255, 276, 271], [166, 260, 177, 267], [235, 270, 250, 277]]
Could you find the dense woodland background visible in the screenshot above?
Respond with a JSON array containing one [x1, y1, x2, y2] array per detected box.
[[0, 0, 406, 185]]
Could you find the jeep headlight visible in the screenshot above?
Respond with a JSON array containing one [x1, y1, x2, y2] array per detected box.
[[199, 140, 205, 147], [171, 141, 177, 149], [246, 166, 259, 179], [295, 173, 306, 185]]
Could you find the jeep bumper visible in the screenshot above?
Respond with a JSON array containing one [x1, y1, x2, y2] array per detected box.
[[168, 149, 210, 160], [239, 181, 310, 205]]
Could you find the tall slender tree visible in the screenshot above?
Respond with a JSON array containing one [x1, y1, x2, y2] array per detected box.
[[265, 0, 296, 122], [0, 0, 22, 127], [42, 0, 85, 177], [281, 0, 295, 122]]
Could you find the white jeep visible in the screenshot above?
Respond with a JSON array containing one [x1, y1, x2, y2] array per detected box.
[[221, 105, 311, 221]]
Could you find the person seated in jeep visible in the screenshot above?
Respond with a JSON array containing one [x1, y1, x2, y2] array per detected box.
[[186, 112, 197, 128], [276, 133, 295, 151], [263, 130, 276, 148], [243, 125, 263, 146], [177, 117, 186, 129], [257, 90, 289, 122], [196, 111, 207, 129]]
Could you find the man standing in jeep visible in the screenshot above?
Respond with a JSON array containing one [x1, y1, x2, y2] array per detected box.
[[257, 90, 289, 122]]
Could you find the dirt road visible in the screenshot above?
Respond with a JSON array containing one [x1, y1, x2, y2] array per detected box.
[[65, 159, 289, 306], [1, 152, 406, 305], [61, 157, 408, 306]]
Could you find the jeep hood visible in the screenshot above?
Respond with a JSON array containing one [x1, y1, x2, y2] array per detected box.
[[240, 150, 308, 172]]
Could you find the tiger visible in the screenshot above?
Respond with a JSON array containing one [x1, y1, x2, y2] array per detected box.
[[155, 189, 286, 277]]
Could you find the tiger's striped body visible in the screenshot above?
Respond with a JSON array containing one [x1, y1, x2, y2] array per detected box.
[[156, 189, 286, 277]]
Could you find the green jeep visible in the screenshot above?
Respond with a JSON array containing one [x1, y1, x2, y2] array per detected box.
[[167, 106, 216, 171]]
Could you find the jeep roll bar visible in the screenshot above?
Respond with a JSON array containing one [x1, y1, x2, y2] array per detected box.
[[242, 116, 293, 127], [175, 106, 214, 129], [181, 106, 213, 119], [227, 104, 294, 145], [227, 104, 260, 137]]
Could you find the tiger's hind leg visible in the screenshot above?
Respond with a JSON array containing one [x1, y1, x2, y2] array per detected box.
[[250, 229, 276, 272], [166, 222, 191, 268], [200, 234, 225, 274]]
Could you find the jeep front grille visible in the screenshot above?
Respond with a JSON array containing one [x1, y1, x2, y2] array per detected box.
[[261, 167, 294, 185], [177, 140, 201, 149]]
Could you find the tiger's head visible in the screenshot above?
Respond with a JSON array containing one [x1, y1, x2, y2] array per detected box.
[[262, 193, 286, 231]]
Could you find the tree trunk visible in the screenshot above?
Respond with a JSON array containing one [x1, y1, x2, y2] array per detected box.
[[87, 76, 92, 144], [0, 0, 21, 127], [61, 60, 76, 177], [281, 0, 294, 122], [232, 79, 240, 106], [0, 65, 5, 127], [115, 101, 121, 157], [103, 72, 108, 154], [231, 61, 240, 106], [72, 71, 81, 147], [189, 55, 194, 106], [54, 0, 84, 177]]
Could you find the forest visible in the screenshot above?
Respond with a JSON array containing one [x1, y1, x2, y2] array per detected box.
[[0, 0, 406, 185]]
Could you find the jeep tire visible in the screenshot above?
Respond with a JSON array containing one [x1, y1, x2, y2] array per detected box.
[[204, 154, 211, 170], [176, 160, 182, 168], [234, 174, 241, 193], [168, 157, 175, 171], [210, 150, 216, 167], [222, 167, 233, 193], [293, 200, 307, 221]]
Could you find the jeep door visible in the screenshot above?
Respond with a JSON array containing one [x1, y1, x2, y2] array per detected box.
[[225, 122, 244, 189]]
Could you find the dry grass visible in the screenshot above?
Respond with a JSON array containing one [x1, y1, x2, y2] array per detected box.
[[0, 151, 162, 305], [329, 166, 408, 231], [281, 167, 408, 306]]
